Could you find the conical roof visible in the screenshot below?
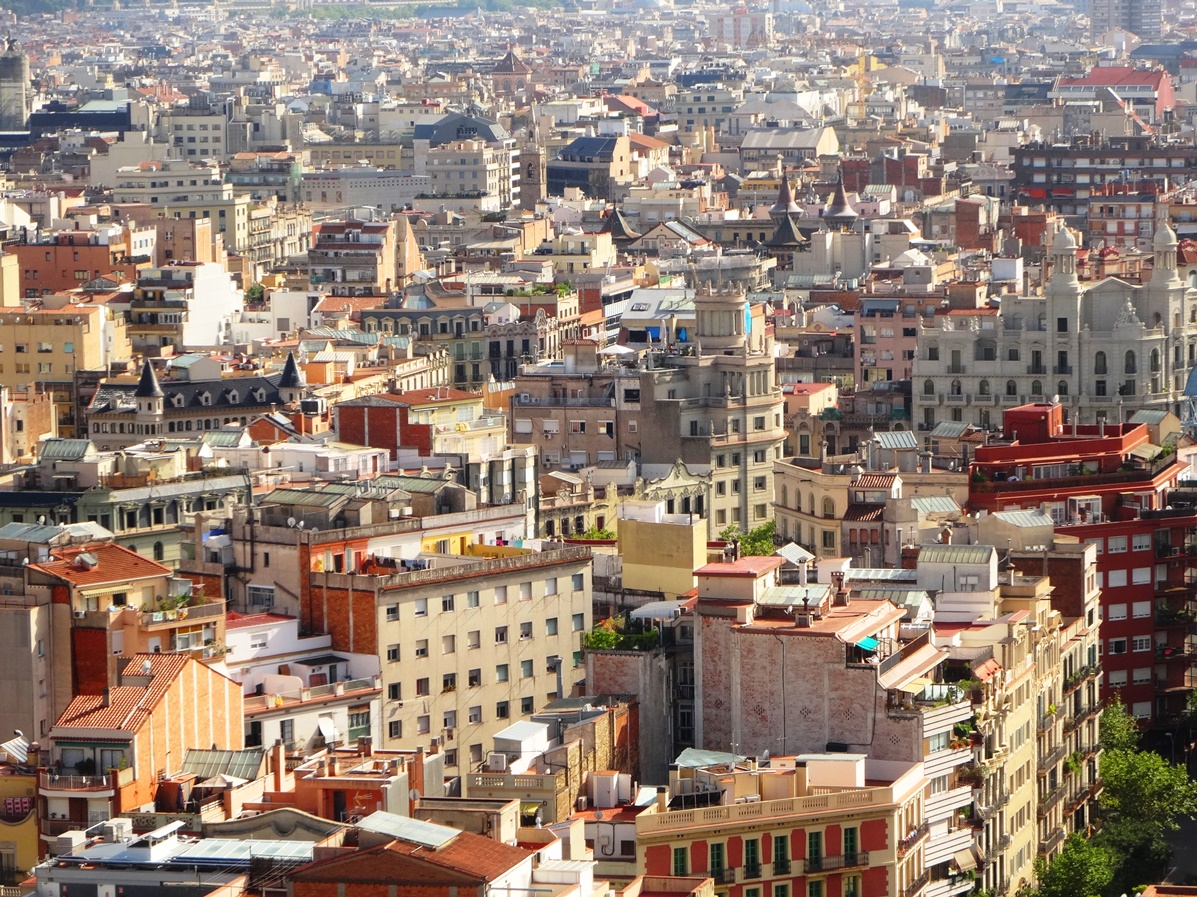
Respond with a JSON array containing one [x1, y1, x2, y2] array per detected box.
[[823, 175, 858, 227], [134, 359, 164, 398], [278, 351, 304, 389], [602, 208, 642, 242], [492, 48, 532, 75], [767, 212, 808, 248], [770, 177, 800, 218]]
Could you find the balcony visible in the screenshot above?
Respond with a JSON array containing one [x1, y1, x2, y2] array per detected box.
[[806, 853, 869, 873], [1027, 365, 1048, 375], [39, 768, 133, 796], [1039, 743, 1068, 773], [773, 859, 791, 875], [946, 365, 967, 374], [1037, 782, 1067, 817], [904, 871, 930, 897], [743, 863, 762, 879], [141, 599, 224, 628], [1053, 365, 1073, 375], [898, 822, 930, 856], [1037, 709, 1058, 733], [1063, 665, 1098, 695], [244, 675, 382, 714], [711, 869, 735, 884]]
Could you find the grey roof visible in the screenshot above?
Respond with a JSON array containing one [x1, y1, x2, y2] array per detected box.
[[875, 430, 918, 450], [909, 495, 961, 515], [0, 521, 112, 543], [845, 567, 918, 582], [740, 126, 831, 150], [374, 474, 452, 493], [918, 544, 997, 564], [412, 112, 510, 147], [263, 487, 344, 508], [180, 748, 265, 782], [201, 430, 246, 447], [558, 135, 621, 161], [757, 584, 831, 606], [357, 811, 458, 848], [930, 420, 971, 438], [856, 588, 930, 608], [135, 360, 165, 398], [90, 372, 287, 415], [991, 509, 1054, 528], [1129, 409, 1170, 424], [674, 747, 746, 768], [278, 351, 304, 389], [38, 438, 94, 462]]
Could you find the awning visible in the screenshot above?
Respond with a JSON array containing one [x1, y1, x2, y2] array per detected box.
[[856, 636, 880, 651], [1127, 443, 1162, 461], [520, 801, 543, 818], [955, 848, 978, 871], [631, 601, 684, 622], [317, 717, 340, 745], [896, 676, 933, 694]]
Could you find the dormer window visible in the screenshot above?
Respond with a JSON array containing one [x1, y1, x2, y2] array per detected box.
[[172, 394, 185, 408], [199, 391, 212, 406], [226, 390, 239, 404], [254, 388, 266, 403]]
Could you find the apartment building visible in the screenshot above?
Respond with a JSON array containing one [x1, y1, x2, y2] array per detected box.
[[913, 222, 1190, 431], [294, 547, 593, 773], [309, 219, 398, 297], [424, 140, 516, 210], [125, 262, 242, 354], [636, 754, 926, 897], [968, 401, 1194, 731], [638, 284, 785, 536], [112, 160, 251, 252], [40, 652, 241, 851], [13, 226, 154, 297]]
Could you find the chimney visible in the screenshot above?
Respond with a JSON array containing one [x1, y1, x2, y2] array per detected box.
[[941, 526, 953, 545], [102, 687, 111, 707], [326, 754, 338, 777], [832, 570, 849, 607], [798, 560, 808, 586], [358, 735, 373, 757], [272, 739, 286, 791], [656, 785, 668, 813], [315, 759, 326, 778], [1099, 418, 1106, 437]]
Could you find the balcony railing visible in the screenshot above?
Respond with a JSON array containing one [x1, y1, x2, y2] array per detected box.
[[743, 863, 762, 879], [773, 859, 791, 875], [806, 853, 869, 873], [39, 772, 114, 792], [142, 599, 224, 627], [1040, 743, 1068, 772], [711, 868, 735, 884], [898, 822, 930, 856], [904, 871, 930, 897]]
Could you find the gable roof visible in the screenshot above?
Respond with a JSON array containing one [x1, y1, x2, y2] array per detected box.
[[29, 543, 170, 587], [52, 652, 190, 733]]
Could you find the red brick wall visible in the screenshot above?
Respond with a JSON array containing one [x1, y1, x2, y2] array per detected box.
[[71, 627, 110, 695], [336, 404, 425, 461], [303, 582, 379, 655]]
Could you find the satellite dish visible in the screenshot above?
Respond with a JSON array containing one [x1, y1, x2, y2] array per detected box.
[[297, 521, 305, 529], [37, 516, 45, 525], [287, 516, 296, 528], [310, 527, 319, 533], [409, 788, 421, 801], [761, 750, 771, 761]]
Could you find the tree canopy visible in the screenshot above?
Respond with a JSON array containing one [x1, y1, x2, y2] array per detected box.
[[1033, 835, 1115, 897], [719, 520, 776, 556]]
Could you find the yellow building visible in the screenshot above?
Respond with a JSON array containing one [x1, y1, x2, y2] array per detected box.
[[0, 749, 41, 882], [617, 501, 707, 599]]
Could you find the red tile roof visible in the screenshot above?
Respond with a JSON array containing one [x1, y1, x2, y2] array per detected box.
[[291, 831, 531, 883], [225, 611, 298, 630], [697, 556, 784, 577], [854, 474, 897, 489], [53, 653, 188, 733], [29, 543, 170, 588]]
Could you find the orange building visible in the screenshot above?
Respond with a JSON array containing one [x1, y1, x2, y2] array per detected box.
[[39, 652, 242, 852], [13, 231, 151, 298]]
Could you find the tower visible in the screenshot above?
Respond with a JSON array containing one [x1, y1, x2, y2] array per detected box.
[[518, 144, 546, 212], [277, 351, 306, 405], [0, 39, 30, 132], [133, 359, 165, 437]]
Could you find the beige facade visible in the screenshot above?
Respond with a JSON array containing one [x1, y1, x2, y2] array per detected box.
[[617, 506, 707, 599], [112, 161, 252, 253]]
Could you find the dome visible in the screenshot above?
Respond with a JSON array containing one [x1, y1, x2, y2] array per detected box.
[[1052, 223, 1077, 252], [1154, 220, 1178, 249]]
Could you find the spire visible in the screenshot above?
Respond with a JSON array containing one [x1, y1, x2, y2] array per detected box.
[[278, 351, 304, 389], [823, 174, 858, 228], [770, 176, 800, 223], [134, 359, 163, 398]]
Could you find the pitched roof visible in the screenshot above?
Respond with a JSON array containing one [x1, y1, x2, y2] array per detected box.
[[29, 543, 170, 587], [135, 359, 164, 398], [52, 652, 189, 733]]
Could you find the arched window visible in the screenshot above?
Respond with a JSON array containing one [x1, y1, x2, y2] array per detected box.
[[1057, 380, 1068, 396], [950, 379, 962, 396], [1031, 380, 1043, 395], [781, 485, 789, 508], [1006, 380, 1017, 396], [978, 380, 990, 396], [807, 493, 815, 515], [1094, 351, 1107, 375], [923, 379, 935, 395], [1150, 348, 1160, 372], [1125, 351, 1137, 374], [822, 497, 835, 518], [1189, 270, 1197, 289]]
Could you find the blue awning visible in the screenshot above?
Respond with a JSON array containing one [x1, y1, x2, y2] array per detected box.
[[856, 637, 880, 651]]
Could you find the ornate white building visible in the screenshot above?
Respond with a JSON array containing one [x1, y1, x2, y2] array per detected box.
[[913, 221, 1191, 430]]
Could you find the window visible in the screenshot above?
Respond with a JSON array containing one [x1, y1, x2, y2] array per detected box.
[[673, 847, 688, 876], [776, 887, 790, 897], [1133, 667, 1152, 685], [496, 701, 509, 719], [1133, 533, 1151, 552], [844, 877, 860, 897], [348, 707, 370, 740], [709, 843, 725, 873], [416, 639, 429, 658], [521, 696, 534, 714], [467, 630, 480, 649], [388, 683, 401, 700], [468, 668, 481, 687], [1108, 569, 1128, 588], [467, 590, 480, 608], [1095, 351, 1108, 375], [521, 659, 534, 678], [1132, 701, 1151, 720], [573, 613, 584, 631], [519, 581, 532, 601], [754, 415, 765, 430], [1133, 600, 1152, 618], [928, 731, 949, 752], [388, 721, 401, 739], [443, 674, 457, 693], [385, 605, 399, 621], [1108, 669, 1128, 687], [1006, 379, 1017, 396], [545, 577, 558, 595], [520, 621, 533, 640], [569, 420, 585, 433], [415, 598, 428, 617], [495, 626, 508, 644], [469, 705, 482, 724], [417, 715, 430, 734], [495, 585, 508, 604], [442, 635, 456, 654], [745, 838, 760, 876], [571, 573, 585, 591], [248, 585, 275, 608], [1108, 603, 1127, 621], [1132, 635, 1152, 652], [496, 664, 509, 682], [442, 595, 455, 612], [416, 678, 429, 696], [546, 617, 558, 635], [1108, 638, 1127, 655]]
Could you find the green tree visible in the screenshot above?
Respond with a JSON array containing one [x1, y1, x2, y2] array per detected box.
[[580, 525, 615, 539], [1032, 834, 1115, 897], [245, 283, 265, 303], [1099, 694, 1141, 752], [720, 520, 776, 556], [1099, 747, 1197, 835]]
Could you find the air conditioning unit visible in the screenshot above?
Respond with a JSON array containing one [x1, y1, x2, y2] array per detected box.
[[486, 752, 508, 772], [576, 796, 589, 812], [73, 610, 86, 619]]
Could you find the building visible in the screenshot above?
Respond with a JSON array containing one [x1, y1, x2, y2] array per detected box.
[[912, 222, 1190, 430], [1090, 0, 1162, 41], [0, 42, 30, 131], [309, 220, 398, 297], [637, 284, 785, 536], [636, 753, 926, 897], [111, 160, 251, 253], [13, 227, 153, 298], [967, 401, 1195, 731], [39, 652, 242, 850], [547, 136, 632, 201], [126, 262, 243, 355]]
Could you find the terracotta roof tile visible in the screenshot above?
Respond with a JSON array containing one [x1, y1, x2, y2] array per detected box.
[[29, 543, 170, 587], [53, 653, 189, 733]]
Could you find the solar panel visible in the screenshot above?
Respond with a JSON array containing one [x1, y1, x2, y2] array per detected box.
[[178, 839, 313, 865]]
